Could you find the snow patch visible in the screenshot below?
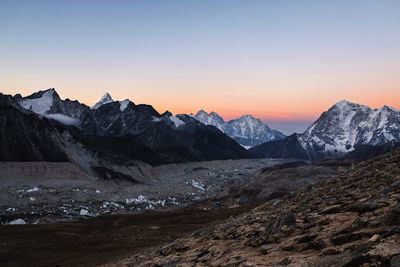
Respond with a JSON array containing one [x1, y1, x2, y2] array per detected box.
[[189, 179, 206, 192], [9, 219, 26, 225], [125, 195, 167, 207], [20, 90, 54, 114], [152, 117, 162, 122], [119, 99, 130, 111], [79, 209, 89, 216], [170, 115, 185, 127], [26, 187, 40, 192]]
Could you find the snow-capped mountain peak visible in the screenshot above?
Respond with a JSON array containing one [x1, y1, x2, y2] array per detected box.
[[300, 100, 400, 154], [194, 110, 225, 131], [92, 92, 114, 109], [251, 101, 400, 161], [234, 114, 270, 129], [332, 99, 357, 108], [19, 89, 56, 114], [17, 88, 89, 126], [193, 110, 285, 147]]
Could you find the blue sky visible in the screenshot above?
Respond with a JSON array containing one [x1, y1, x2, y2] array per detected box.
[[1, 0, 400, 134]]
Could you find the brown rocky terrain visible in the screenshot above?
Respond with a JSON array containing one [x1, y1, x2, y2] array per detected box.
[[110, 149, 400, 267]]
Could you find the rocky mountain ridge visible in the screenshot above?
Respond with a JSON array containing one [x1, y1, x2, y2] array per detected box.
[[193, 110, 286, 147], [0, 89, 250, 181], [251, 100, 400, 160]]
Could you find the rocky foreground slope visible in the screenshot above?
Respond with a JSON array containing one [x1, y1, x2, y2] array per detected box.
[[112, 149, 400, 266]]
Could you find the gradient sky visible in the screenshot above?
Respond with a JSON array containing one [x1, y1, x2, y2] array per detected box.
[[1, 0, 399, 134]]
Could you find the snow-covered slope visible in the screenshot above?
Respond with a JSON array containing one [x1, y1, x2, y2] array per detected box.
[[119, 99, 130, 112], [193, 110, 285, 147], [17, 88, 89, 126], [251, 100, 400, 160], [300, 100, 400, 153], [19, 89, 54, 114], [169, 115, 186, 128], [194, 110, 225, 131]]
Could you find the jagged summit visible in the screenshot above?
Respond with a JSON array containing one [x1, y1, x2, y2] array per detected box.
[[193, 110, 285, 147], [19, 89, 57, 114], [92, 92, 114, 109], [251, 100, 400, 160], [194, 109, 225, 131], [333, 99, 357, 106]]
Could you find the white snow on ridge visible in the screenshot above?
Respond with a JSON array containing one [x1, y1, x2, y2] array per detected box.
[[44, 113, 79, 126], [300, 100, 400, 153], [20, 90, 54, 114], [170, 115, 185, 127], [194, 110, 225, 131], [119, 99, 130, 111]]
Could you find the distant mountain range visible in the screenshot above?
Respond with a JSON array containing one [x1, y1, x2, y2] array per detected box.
[[250, 100, 400, 160], [193, 110, 286, 147], [1, 88, 399, 168], [1, 89, 251, 181]]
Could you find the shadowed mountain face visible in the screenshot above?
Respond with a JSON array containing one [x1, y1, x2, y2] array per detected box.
[[0, 94, 69, 162], [2, 89, 250, 167], [250, 100, 400, 161]]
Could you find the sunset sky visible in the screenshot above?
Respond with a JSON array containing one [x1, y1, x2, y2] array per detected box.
[[1, 0, 399, 134]]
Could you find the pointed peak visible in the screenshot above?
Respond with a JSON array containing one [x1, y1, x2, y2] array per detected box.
[[380, 105, 398, 112], [334, 99, 354, 106], [242, 114, 254, 118], [210, 111, 222, 117], [92, 92, 114, 109], [330, 99, 363, 111], [161, 110, 173, 117], [100, 92, 113, 102], [238, 114, 257, 121], [25, 88, 58, 100], [195, 109, 209, 116]]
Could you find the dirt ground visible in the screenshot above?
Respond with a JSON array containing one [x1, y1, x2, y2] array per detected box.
[[0, 205, 254, 267]]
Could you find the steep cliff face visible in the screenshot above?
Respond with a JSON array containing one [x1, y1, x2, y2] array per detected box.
[[0, 94, 69, 162]]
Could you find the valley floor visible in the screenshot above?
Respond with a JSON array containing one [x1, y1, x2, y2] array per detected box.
[[0, 157, 347, 267], [0, 158, 291, 224]]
